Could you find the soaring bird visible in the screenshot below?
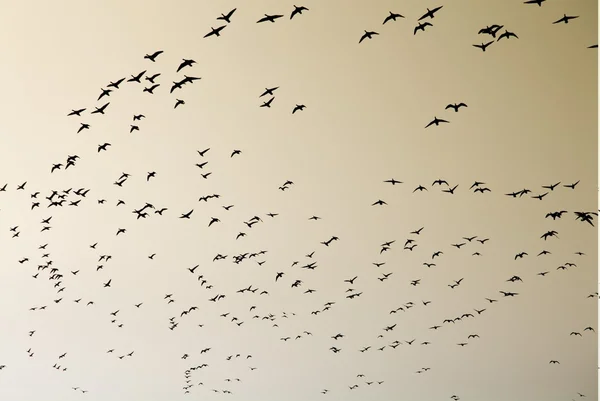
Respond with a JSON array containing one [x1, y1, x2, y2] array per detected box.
[[204, 26, 226, 38], [418, 6, 443, 21], [290, 5, 308, 19], [473, 41, 494, 51], [414, 22, 432, 35], [359, 30, 379, 43], [425, 117, 449, 128], [217, 8, 236, 23], [144, 50, 163, 62], [383, 12, 404, 24], [445, 103, 467, 112], [553, 14, 579, 24], [257, 14, 284, 23]]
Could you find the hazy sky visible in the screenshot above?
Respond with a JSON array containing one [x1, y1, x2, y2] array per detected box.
[[0, 1, 597, 400]]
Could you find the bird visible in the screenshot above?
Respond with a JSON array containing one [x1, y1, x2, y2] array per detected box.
[[418, 6, 443, 21], [292, 104, 306, 114], [425, 117, 449, 128], [127, 70, 146, 83], [473, 41, 494, 51], [261, 98, 274, 108], [180, 210, 193, 219], [143, 84, 160, 94], [383, 12, 404, 24], [144, 50, 163, 62], [524, 0, 546, 5], [257, 14, 284, 24], [97, 143, 111, 152], [91, 103, 109, 114], [553, 14, 579, 24], [177, 59, 196, 73], [68, 108, 86, 116], [359, 31, 379, 43], [204, 26, 226, 38], [290, 5, 308, 20], [497, 30, 518, 41], [217, 8, 236, 23], [414, 22, 432, 35], [445, 103, 467, 112], [260, 87, 279, 97], [564, 180, 580, 189]]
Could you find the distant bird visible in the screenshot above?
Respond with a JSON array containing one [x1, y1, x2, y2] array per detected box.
[[292, 104, 306, 114], [177, 59, 196, 73], [77, 123, 91, 134], [359, 30, 379, 43], [425, 117, 449, 128], [418, 6, 443, 21], [97, 143, 111, 152], [524, 0, 545, 5], [144, 50, 163, 62], [445, 103, 467, 112], [217, 8, 236, 23], [414, 22, 432, 35], [261, 98, 274, 108], [290, 5, 309, 20], [383, 12, 404, 24], [479, 25, 504, 38], [542, 182, 560, 191], [127, 70, 146, 83], [473, 41, 494, 51], [257, 14, 284, 24], [204, 26, 226, 38], [68, 108, 86, 116], [564, 180, 580, 189], [145, 73, 160, 83], [497, 30, 518, 41], [143, 84, 160, 94], [553, 14, 579, 24], [91, 103, 109, 114], [180, 210, 193, 219], [260, 87, 279, 97]]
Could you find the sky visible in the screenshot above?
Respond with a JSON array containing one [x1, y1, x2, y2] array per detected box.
[[0, 1, 597, 400]]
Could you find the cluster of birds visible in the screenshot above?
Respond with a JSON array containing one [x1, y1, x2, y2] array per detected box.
[[358, 2, 595, 50], [0, 2, 596, 401]]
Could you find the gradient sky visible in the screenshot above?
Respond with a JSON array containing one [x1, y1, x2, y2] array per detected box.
[[0, 1, 597, 400]]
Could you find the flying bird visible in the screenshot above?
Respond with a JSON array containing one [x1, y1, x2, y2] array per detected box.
[[359, 30, 379, 43], [383, 12, 404, 24], [414, 22, 432, 35], [553, 14, 579, 24], [290, 5, 308, 19], [445, 103, 467, 112], [144, 50, 163, 62], [257, 14, 284, 23], [425, 117, 449, 128], [217, 8, 236, 23], [204, 26, 226, 38], [418, 6, 443, 21]]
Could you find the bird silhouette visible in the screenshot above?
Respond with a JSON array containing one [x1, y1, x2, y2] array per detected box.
[[359, 30, 379, 43]]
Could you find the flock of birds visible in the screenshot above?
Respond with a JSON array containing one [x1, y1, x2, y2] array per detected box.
[[0, 2, 597, 401]]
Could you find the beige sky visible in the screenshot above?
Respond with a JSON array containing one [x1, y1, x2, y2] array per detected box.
[[0, 1, 597, 400]]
